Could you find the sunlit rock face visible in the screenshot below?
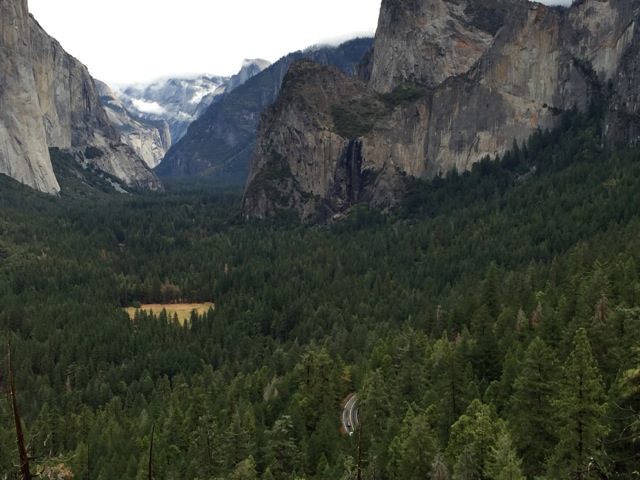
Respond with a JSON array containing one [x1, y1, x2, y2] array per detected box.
[[243, 0, 640, 222], [0, 0, 162, 193], [96, 80, 171, 169], [1, 0, 59, 193]]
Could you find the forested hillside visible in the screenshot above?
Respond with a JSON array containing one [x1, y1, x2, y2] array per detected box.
[[1, 108, 640, 479]]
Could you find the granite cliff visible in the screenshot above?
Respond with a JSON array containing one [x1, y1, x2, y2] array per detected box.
[[96, 80, 171, 169], [116, 75, 229, 145], [243, 0, 640, 222], [157, 38, 374, 185], [0, 0, 161, 193]]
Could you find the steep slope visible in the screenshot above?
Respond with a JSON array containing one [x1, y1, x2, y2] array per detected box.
[[0, 0, 57, 193], [243, 0, 640, 222], [227, 59, 273, 92], [157, 38, 374, 185], [362, 0, 515, 92], [243, 60, 386, 222], [115, 59, 271, 149], [0, 0, 161, 194], [117, 74, 230, 144], [96, 80, 171, 169]]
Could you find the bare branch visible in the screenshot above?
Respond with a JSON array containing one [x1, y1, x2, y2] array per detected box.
[[8, 337, 36, 480]]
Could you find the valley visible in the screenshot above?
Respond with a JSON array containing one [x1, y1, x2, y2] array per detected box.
[[1, 108, 640, 478], [2, 0, 640, 478]]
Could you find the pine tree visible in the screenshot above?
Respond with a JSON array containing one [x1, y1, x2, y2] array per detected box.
[[508, 337, 558, 478], [400, 411, 437, 478], [387, 407, 438, 479], [482, 262, 501, 320], [430, 453, 450, 480], [428, 332, 466, 443], [446, 399, 504, 479], [547, 328, 607, 479], [230, 455, 258, 480], [358, 368, 392, 452], [484, 430, 525, 480], [604, 345, 640, 476], [264, 415, 300, 480]]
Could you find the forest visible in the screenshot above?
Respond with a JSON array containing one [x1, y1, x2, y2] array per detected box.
[[1, 107, 640, 479]]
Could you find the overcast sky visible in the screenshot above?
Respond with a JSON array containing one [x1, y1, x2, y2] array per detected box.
[[29, 0, 572, 87]]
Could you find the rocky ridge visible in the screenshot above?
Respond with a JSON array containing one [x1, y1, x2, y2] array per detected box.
[[227, 59, 273, 92], [157, 38, 374, 184], [0, 0, 161, 193], [243, 0, 640, 222], [96, 80, 171, 169], [116, 59, 270, 147], [117, 75, 229, 145]]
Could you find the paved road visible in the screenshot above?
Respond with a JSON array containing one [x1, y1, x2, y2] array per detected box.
[[342, 393, 358, 435]]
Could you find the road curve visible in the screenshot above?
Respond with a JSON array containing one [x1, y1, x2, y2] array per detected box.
[[342, 393, 358, 435]]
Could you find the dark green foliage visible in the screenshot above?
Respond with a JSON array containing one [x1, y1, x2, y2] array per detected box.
[[508, 337, 559, 478], [331, 97, 387, 140], [548, 328, 607, 478], [331, 83, 429, 139], [380, 83, 430, 108], [1, 106, 640, 478]]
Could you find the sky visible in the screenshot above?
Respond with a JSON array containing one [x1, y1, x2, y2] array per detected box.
[[29, 0, 572, 88], [28, 0, 382, 87]]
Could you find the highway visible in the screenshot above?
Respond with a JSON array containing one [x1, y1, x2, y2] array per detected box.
[[342, 393, 358, 435]]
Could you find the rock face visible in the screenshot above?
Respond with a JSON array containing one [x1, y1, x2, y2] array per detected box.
[[157, 38, 374, 185], [1, 0, 59, 193], [96, 80, 171, 169], [363, 0, 512, 93], [227, 59, 273, 92], [117, 75, 230, 144], [243, 0, 640, 222], [115, 61, 271, 157], [0, 0, 161, 193], [243, 60, 384, 221]]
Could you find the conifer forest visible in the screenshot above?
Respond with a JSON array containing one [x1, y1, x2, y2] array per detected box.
[[1, 109, 640, 479]]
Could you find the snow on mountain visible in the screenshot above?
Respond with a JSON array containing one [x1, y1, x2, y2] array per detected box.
[[96, 80, 171, 169], [114, 59, 271, 145], [116, 74, 229, 142]]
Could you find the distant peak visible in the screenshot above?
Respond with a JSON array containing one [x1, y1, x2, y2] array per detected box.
[[241, 58, 272, 69]]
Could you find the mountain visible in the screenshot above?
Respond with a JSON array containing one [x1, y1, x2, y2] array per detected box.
[[242, 0, 640, 222], [116, 75, 229, 144], [96, 80, 171, 169], [156, 38, 374, 185], [0, 0, 162, 194], [114, 59, 270, 148], [227, 58, 273, 92]]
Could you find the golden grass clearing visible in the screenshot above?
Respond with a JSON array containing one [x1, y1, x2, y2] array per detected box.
[[125, 302, 214, 324]]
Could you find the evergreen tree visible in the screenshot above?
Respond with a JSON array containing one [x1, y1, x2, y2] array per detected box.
[[446, 399, 505, 479], [230, 455, 258, 480], [484, 430, 525, 480], [264, 415, 300, 480], [387, 407, 438, 479], [359, 368, 392, 453], [508, 337, 559, 478], [604, 345, 640, 476], [430, 453, 451, 480], [428, 332, 466, 443], [547, 328, 607, 479]]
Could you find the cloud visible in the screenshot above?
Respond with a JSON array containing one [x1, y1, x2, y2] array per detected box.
[[131, 99, 166, 115]]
